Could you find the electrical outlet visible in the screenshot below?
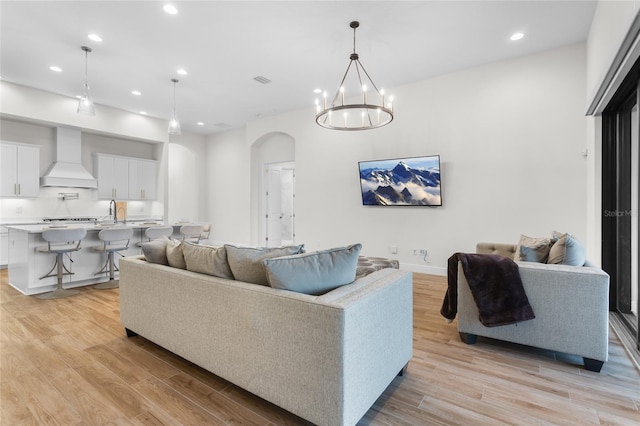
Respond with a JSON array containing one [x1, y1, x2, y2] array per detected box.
[[390, 245, 398, 254], [16, 207, 22, 214]]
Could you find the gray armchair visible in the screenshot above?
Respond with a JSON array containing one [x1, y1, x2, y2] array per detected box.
[[456, 242, 610, 372]]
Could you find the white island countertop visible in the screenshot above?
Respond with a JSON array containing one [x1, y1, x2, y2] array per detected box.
[[5, 222, 179, 233], [5, 223, 192, 295]]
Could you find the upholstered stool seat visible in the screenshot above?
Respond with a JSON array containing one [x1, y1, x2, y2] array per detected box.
[[137, 225, 173, 246], [179, 224, 204, 243], [36, 227, 87, 299], [93, 226, 134, 289]]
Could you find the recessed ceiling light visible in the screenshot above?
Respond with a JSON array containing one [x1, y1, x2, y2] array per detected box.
[[131, 90, 142, 96], [510, 32, 525, 41], [163, 4, 178, 15], [139, 111, 147, 115], [49, 66, 62, 72], [88, 34, 102, 42], [177, 68, 187, 75], [197, 122, 204, 126], [313, 88, 322, 94]]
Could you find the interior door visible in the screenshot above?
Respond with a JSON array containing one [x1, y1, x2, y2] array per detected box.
[[280, 168, 295, 245], [266, 168, 282, 247]]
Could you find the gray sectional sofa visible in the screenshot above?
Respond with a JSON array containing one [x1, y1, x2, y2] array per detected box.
[[119, 255, 413, 426], [456, 242, 610, 372]]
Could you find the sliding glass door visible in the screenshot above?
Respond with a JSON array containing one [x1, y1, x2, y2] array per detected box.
[[602, 66, 640, 352]]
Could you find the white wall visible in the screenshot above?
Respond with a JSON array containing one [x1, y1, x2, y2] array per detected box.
[[205, 127, 251, 244], [166, 133, 207, 224], [207, 43, 588, 274]]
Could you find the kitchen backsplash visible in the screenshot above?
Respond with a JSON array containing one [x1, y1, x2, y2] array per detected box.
[[0, 187, 163, 224]]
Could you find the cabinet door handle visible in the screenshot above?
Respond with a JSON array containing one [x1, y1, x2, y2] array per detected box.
[[14, 184, 17, 195], [18, 184, 20, 194], [142, 189, 145, 199]]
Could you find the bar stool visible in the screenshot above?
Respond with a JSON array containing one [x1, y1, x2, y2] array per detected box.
[[137, 225, 173, 246], [36, 227, 87, 300], [179, 224, 204, 243], [93, 227, 134, 289]]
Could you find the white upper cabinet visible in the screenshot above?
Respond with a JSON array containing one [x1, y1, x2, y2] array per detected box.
[[128, 158, 157, 201], [95, 154, 156, 201], [95, 154, 130, 200], [0, 142, 40, 198]]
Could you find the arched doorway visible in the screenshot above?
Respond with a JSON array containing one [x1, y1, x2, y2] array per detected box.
[[250, 132, 295, 247]]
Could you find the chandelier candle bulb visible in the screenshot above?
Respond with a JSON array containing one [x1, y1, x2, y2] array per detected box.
[[340, 86, 345, 105], [323, 91, 327, 110], [362, 84, 367, 104]]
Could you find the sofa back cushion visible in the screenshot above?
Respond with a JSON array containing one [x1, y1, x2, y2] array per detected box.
[[263, 243, 362, 295], [166, 239, 187, 269], [140, 236, 170, 265], [182, 242, 234, 279], [225, 244, 305, 285]]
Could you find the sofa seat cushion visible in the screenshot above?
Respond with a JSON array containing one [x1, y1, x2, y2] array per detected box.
[[263, 243, 362, 295], [225, 244, 305, 285]]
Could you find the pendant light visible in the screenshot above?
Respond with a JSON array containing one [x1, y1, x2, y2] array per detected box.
[[315, 21, 393, 130], [77, 46, 95, 116], [168, 78, 181, 135]]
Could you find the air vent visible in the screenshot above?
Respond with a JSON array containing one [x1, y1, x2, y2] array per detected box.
[[214, 123, 233, 129], [253, 76, 271, 84]]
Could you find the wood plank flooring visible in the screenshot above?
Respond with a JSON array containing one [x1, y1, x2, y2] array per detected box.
[[1, 270, 639, 425]]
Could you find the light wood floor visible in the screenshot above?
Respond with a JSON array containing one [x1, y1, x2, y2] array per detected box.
[[1, 270, 639, 425]]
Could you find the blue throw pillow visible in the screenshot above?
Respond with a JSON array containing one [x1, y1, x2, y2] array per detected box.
[[263, 243, 362, 295]]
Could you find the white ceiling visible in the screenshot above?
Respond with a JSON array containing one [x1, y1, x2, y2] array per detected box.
[[0, 1, 597, 136]]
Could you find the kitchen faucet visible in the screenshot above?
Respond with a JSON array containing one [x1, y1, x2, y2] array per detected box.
[[109, 199, 117, 224]]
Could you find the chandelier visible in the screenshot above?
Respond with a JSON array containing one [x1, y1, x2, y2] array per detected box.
[[315, 21, 393, 131]]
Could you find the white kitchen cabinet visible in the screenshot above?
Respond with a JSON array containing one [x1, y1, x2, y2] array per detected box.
[[95, 154, 129, 199], [128, 158, 157, 200], [0, 227, 8, 268], [0, 142, 40, 198]]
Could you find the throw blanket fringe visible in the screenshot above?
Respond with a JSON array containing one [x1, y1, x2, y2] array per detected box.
[[441, 253, 535, 327]]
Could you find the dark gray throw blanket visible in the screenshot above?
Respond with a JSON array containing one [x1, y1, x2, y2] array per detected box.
[[440, 253, 535, 327]]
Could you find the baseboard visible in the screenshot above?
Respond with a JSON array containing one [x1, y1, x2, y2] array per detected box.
[[399, 262, 446, 276]]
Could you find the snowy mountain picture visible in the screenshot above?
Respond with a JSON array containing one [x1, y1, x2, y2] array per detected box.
[[358, 156, 442, 206]]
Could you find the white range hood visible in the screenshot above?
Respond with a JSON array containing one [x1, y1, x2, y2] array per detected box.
[[40, 127, 98, 188]]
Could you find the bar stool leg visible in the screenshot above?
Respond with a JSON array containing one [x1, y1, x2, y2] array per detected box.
[[94, 250, 119, 290], [37, 253, 80, 300]]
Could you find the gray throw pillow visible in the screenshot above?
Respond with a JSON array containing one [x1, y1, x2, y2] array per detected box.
[[140, 236, 170, 265], [514, 234, 552, 262], [166, 239, 187, 269], [182, 242, 233, 279], [263, 243, 362, 295], [519, 245, 548, 263], [225, 244, 305, 285]]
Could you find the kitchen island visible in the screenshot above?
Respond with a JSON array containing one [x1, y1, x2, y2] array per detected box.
[[6, 223, 187, 295]]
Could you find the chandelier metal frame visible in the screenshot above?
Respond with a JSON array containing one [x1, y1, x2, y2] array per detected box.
[[315, 21, 393, 131]]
